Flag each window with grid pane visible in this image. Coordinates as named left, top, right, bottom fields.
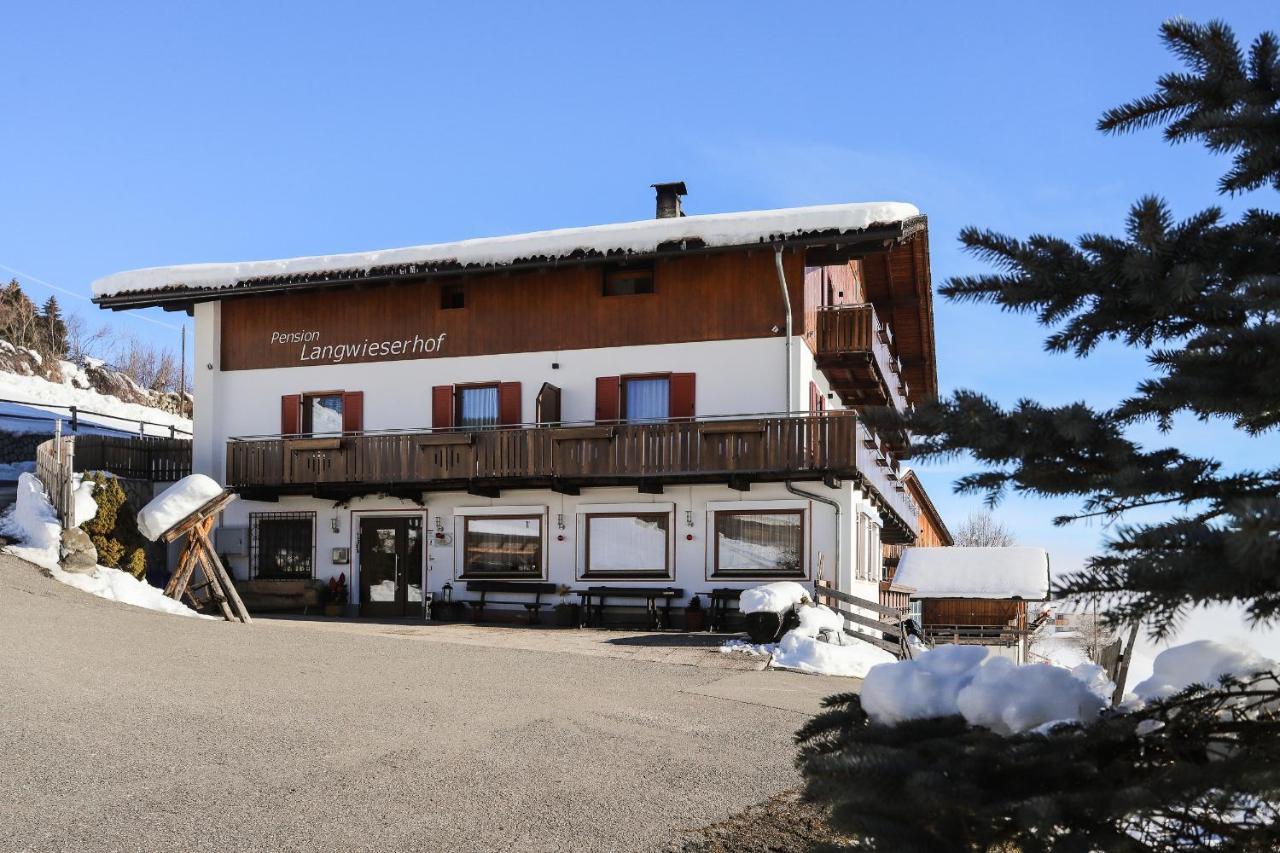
left=250, top=513, right=314, bottom=579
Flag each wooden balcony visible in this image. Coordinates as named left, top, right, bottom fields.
left=226, top=413, right=920, bottom=542
left=815, top=304, right=912, bottom=424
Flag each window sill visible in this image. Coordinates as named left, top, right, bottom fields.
left=580, top=572, right=672, bottom=581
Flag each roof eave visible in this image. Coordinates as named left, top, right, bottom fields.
left=93, top=219, right=923, bottom=312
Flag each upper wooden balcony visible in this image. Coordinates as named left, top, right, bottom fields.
left=226, top=412, right=920, bottom=542
left=815, top=304, right=912, bottom=424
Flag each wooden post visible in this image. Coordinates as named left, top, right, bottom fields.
left=1111, top=622, right=1141, bottom=707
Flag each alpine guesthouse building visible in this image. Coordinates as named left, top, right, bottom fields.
left=93, top=184, right=938, bottom=624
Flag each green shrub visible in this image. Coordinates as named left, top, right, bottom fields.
left=82, top=473, right=148, bottom=579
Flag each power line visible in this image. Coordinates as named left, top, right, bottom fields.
left=0, top=261, right=184, bottom=331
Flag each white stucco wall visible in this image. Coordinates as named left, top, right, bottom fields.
left=193, top=303, right=886, bottom=613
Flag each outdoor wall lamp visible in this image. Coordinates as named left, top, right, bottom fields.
left=330, top=515, right=340, bottom=533
left=556, top=513, right=565, bottom=530
left=685, top=510, right=694, bottom=527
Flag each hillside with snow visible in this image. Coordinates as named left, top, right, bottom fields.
left=0, top=341, right=190, bottom=439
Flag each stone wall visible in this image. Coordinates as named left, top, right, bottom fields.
left=0, top=431, right=50, bottom=464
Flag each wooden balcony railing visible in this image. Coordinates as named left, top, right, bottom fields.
left=226, top=413, right=920, bottom=541
left=815, top=303, right=911, bottom=415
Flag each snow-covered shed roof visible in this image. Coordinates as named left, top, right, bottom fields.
left=892, top=546, right=1051, bottom=600
left=91, top=201, right=923, bottom=304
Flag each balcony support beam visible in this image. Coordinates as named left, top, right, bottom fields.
left=637, top=480, right=664, bottom=495
left=728, top=475, right=752, bottom=493
left=550, top=480, right=580, bottom=496
left=467, top=483, right=501, bottom=499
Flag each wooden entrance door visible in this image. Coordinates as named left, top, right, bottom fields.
left=358, top=516, right=424, bottom=617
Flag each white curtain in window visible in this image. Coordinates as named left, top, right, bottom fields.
left=459, top=386, right=499, bottom=427
left=587, top=515, right=668, bottom=574
left=625, top=378, right=669, bottom=422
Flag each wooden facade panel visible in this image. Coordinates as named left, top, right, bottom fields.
left=923, top=598, right=1020, bottom=627
left=220, top=250, right=807, bottom=371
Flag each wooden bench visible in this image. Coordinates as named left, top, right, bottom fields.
left=708, top=588, right=744, bottom=633
left=465, top=580, right=558, bottom=624
left=579, top=586, right=684, bottom=630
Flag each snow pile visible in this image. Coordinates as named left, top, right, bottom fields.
left=73, top=478, right=98, bottom=525
left=4, top=473, right=63, bottom=564
left=0, top=474, right=205, bottom=618
left=1133, top=640, right=1275, bottom=701
left=892, top=546, right=1050, bottom=599
left=136, top=474, right=226, bottom=541
left=719, top=639, right=774, bottom=656
left=93, top=202, right=921, bottom=297
left=772, top=629, right=896, bottom=678
left=861, top=645, right=1110, bottom=733
left=795, top=603, right=845, bottom=637
left=739, top=581, right=810, bottom=615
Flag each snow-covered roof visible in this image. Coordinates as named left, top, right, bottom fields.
left=92, top=201, right=921, bottom=299
left=892, top=546, right=1051, bottom=600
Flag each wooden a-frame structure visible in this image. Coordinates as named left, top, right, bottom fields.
left=160, top=490, right=251, bottom=624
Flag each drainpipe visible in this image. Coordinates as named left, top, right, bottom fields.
left=773, top=246, right=793, bottom=414
left=786, top=481, right=841, bottom=591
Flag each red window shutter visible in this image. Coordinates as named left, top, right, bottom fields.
left=431, top=385, right=454, bottom=429
left=595, top=376, right=620, bottom=423
left=281, top=394, right=301, bottom=435
left=341, top=391, right=363, bottom=433
left=670, top=373, right=696, bottom=419
left=809, top=382, right=819, bottom=414
left=498, top=382, right=522, bottom=425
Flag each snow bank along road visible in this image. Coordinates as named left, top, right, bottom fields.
left=0, top=555, right=812, bottom=853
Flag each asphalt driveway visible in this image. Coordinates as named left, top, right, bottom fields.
left=0, top=555, right=839, bottom=852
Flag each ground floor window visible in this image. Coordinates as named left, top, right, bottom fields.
left=250, top=512, right=315, bottom=579
left=460, top=515, right=543, bottom=578
left=712, top=509, right=804, bottom=578
left=583, top=512, right=670, bottom=578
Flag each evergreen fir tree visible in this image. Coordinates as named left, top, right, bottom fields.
left=799, top=19, right=1280, bottom=851
left=39, top=295, right=68, bottom=358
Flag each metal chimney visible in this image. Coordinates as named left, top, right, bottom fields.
left=651, top=181, right=688, bottom=218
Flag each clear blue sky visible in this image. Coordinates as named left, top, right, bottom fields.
left=2, top=2, right=1273, bottom=624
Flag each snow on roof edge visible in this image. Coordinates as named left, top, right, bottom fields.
left=93, top=201, right=921, bottom=298
left=893, top=546, right=1051, bottom=600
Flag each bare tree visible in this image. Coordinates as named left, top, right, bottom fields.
left=953, top=510, right=1015, bottom=547
left=108, top=334, right=180, bottom=392
left=64, top=314, right=112, bottom=365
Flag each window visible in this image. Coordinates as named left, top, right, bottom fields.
left=712, top=509, right=804, bottom=578
left=440, top=283, right=465, bottom=310
left=603, top=267, right=654, bottom=296
left=457, top=384, right=499, bottom=428
left=303, top=393, right=344, bottom=434
left=461, top=515, right=543, bottom=578
left=623, top=376, right=670, bottom=422
left=583, top=513, right=670, bottom=578
left=250, top=512, right=315, bottom=579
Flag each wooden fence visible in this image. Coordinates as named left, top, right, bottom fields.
left=72, top=435, right=192, bottom=482
left=816, top=582, right=914, bottom=659
left=35, top=435, right=76, bottom=529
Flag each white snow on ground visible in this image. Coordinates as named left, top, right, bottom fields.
left=0, top=360, right=191, bottom=437
left=860, top=645, right=1110, bottom=733
left=1132, top=640, right=1275, bottom=701
left=892, top=546, right=1051, bottom=599
left=772, top=630, right=896, bottom=679
left=739, top=581, right=810, bottom=615
left=1, top=473, right=205, bottom=618
left=0, top=460, right=35, bottom=479
left=725, top=592, right=895, bottom=678
left=72, top=478, right=98, bottom=526
left=93, top=202, right=920, bottom=296
left=136, top=474, right=226, bottom=541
